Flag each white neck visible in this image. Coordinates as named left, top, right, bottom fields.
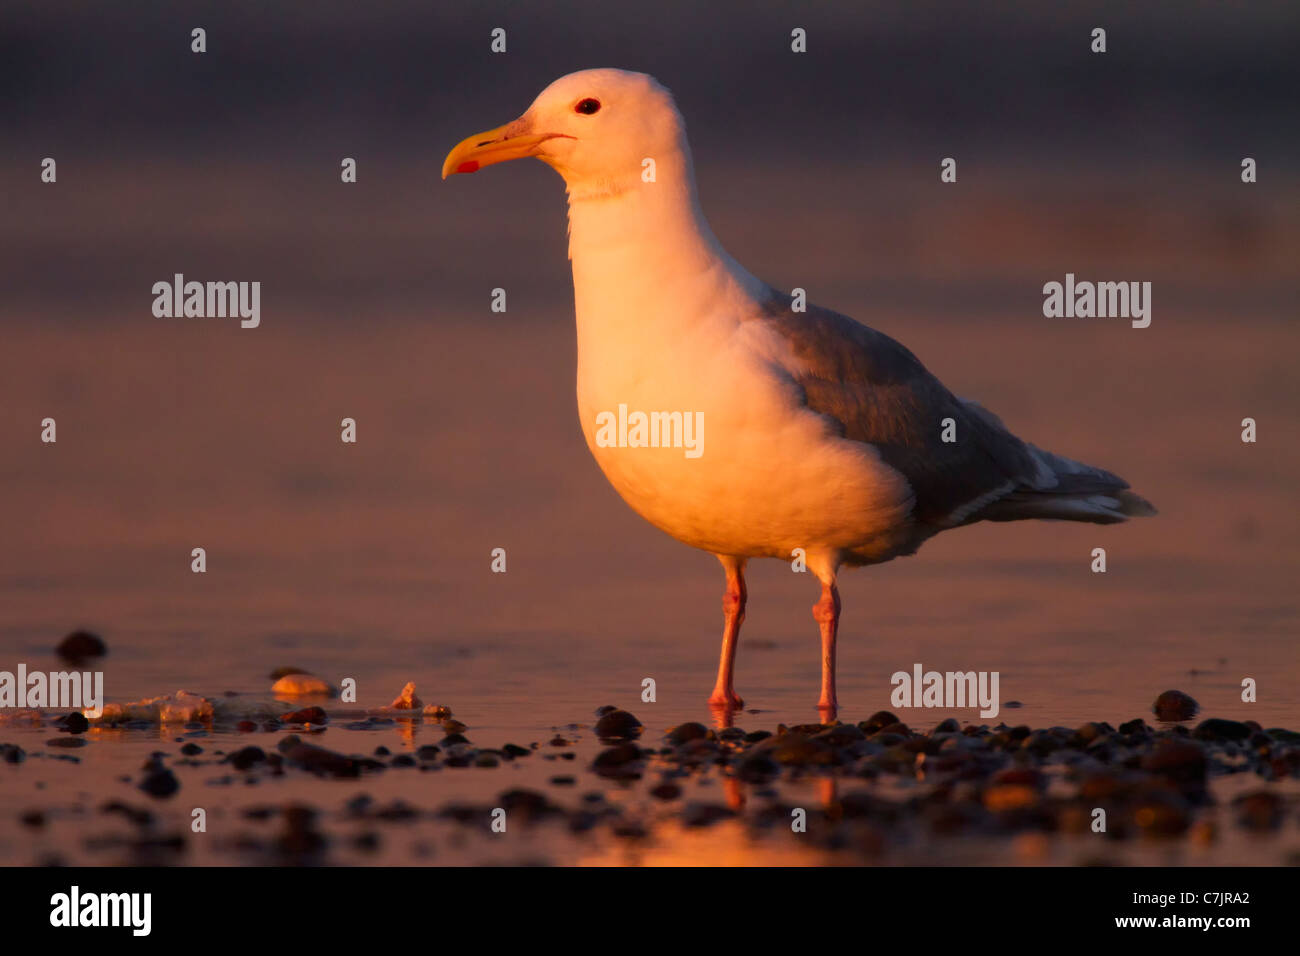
left=564, top=151, right=763, bottom=346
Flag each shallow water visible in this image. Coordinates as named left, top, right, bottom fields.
left=1, top=304, right=1297, bottom=865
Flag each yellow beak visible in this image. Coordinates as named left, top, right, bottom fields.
left=441, top=123, right=563, bottom=179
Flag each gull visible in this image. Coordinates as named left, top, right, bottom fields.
left=443, top=69, right=1155, bottom=718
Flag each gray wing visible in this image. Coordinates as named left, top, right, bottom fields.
left=754, top=291, right=1128, bottom=527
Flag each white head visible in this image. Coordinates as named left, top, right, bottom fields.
left=442, top=69, right=691, bottom=201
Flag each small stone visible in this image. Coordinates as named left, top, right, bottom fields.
left=270, top=673, right=335, bottom=697
left=1191, top=718, right=1252, bottom=742
left=280, top=706, right=328, bottom=724
left=593, top=743, right=643, bottom=776
left=57, top=630, right=107, bottom=665
left=268, top=666, right=309, bottom=680
left=228, top=746, right=267, bottom=770
left=139, top=769, right=179, bottom=799
left=46, top=737, right=87, bottom=749
left=1141, top=739, right=1207, bottom=791
left=1153, top=690, right=1198, bottom=721
left=650, top=782, right=682, bottom=800
left=1234, top=790, right=1283, bottom=830
left=502, top=743, right=531, bottom=758
left=56, top=712, right=90, bottom=734
left=1, top=744, right=26, bottom=764
left=389, top=682, right=423, bottom=709
left=595, top=709, right=643, bottom=740
left=180, top=743, right=203, bottom=756
left=666, top=722, right=709, bottom=746
left=858, top=711, right=900, bottom=734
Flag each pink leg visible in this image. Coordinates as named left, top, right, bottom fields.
left=708, top=557, right=747, bottom=709
left=813, top=580, right=841, bottom=717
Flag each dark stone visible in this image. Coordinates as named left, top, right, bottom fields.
left=416, top=745, right=440, bottom=761
left=595, top=709, right=643, bottom=740
left=1141, top=739, right=1207, bottom=790
left=681, top=802, right=735, bottom=827
left=1, top=744, right=24, bottom=764
left=57, top=630, right=106, bottom=664
left=859, top=711, right=900, bottom=734
left=1191, top=718, right=1252, bottom=742
left=1118, top=718, right=1149, bottom=735
left=46, top=737, right=87, bottom=749
left=1153, top=690, right=1199, bottom=721
left=180, top=743, right=203, bottom=756
left=228, top=746, right=267, bottom=770
left=502, top=743, right=531, bottom=757
left=666, top=722, right=710, bottom=746
left=56, top=712, right=90, bottom=734
left=280, top=706, right=328, bottom=724
left=1234, top=790, right=1283, bottom=830
left=100, top=801, right=153, bottom=826
left=737, top=753, right=780, bottom=782
left=139, top=769, right=179, bottom=799
left=650, top=781, right=682, bottom=800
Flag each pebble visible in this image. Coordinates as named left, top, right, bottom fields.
left=56, top=630, right=107, bottom=665
left=0, top=744, right=25, bottom=764
left=389, top=682, right=423, bottom=709
left=1192, top=718, right=1252, bottom=742
left=1153, top=689, right=1199, bottom=721
left=270, top=673, right=335, bottom=697
left=280, top=706, right=328, bottom=725
left=139, top=768, right=179, bottom=799
left=228, top=746, right=267, bottom=770
left=55, top=712, right=90, bottom=734
left=594, top=709, right=643, bottom=740
left=180, top=743, right=203, bottom=756
left=666, top=722, right=710, bottom=746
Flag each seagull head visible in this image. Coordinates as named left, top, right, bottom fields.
left=442, top=69, right=688, bottom=198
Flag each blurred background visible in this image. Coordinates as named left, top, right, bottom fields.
left=1, top=1, right=1297, bottom=731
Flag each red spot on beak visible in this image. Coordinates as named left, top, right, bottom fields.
left=456, top=160, right=480, bottom=174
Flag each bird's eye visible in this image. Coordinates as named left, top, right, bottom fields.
left=574, top=98, right=601, bottom=115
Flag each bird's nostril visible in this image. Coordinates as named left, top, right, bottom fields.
left=476, top=140, right=495, bottom=147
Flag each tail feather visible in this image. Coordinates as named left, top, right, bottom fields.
left=981, top=445, right=1157, bottom=525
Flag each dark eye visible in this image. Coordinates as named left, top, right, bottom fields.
left=574, top=98, right=601, bottom=115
